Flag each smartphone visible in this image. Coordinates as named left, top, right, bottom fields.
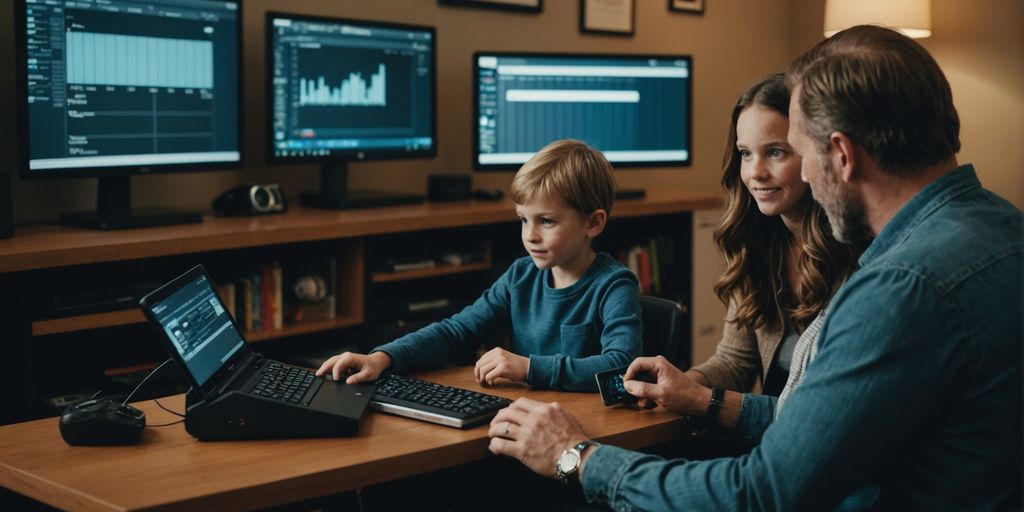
left=595, top=367, right=638, bottom=406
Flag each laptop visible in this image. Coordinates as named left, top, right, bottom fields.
left=139, top=264, right=375, bottom=440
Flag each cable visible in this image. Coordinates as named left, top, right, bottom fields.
left=153, top=398, right=185, bottom=418
left=121, top=358, right=174, bottom=407
left=148, top=419, right=185, bottom=427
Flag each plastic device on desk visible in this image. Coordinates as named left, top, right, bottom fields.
left=371, top=374, right=513, bottom=428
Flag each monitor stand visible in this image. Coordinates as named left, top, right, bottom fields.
left=59, top=176, right=202, bottom=231
left=301, top=162, right=424, bottom=210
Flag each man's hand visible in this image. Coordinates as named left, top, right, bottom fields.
left=474, top=347, right=529, bottom=386
left=487, top=398, right=589, bottom=479
left=315, top=351, right=392, bottom=384
left=623, top=356, right=711, bottom=416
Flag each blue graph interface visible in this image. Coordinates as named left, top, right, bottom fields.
left=269, top=16, right=435, bottom=159
left=22, top=0, right=241, bottom=172
left=148, top=274, right=244, bottom=388
left=475, top=54, right=691, bottom=168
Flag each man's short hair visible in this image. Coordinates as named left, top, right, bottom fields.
left=510, top=139, right=616, bottom=215
left=787, top=25, right=961, bottom=176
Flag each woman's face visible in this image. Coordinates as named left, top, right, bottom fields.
left=736, top=105, right=807, bottom=222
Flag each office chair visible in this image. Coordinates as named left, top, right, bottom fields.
left=639, top=295, right=688, bottom=368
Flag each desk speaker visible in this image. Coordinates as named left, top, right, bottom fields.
left=0, top=168, right=11, bottom=240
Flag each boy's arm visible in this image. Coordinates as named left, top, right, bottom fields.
left=374, top=270, right=512, bottom=374
left=528, top=276, right=641, bottom=391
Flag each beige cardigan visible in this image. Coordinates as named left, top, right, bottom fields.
left=689, top=300, right=785, bottom=392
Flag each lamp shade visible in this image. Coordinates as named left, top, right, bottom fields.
left=824, top=0, right=931, bottom=38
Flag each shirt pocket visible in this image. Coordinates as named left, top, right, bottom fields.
left=559, top=321, right=599, bottom=357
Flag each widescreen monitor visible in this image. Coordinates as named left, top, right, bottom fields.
left=267, top=12, right=436, bottom=209
left=14, top=0, right=242, bottom=229
left=474, top=53, right=692, bottom=173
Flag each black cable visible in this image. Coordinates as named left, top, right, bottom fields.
left=148, top=419, right=185, bottom=427
left=121, top=358, right=174, bottom=407
left=153, top=398, right=185, bottom=418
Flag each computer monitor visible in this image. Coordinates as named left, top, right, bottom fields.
left=14, top=0, right=243, bottom=230
left=473, top=53, right=692, bottom=181
left=267, top=12, right=437, bottom=210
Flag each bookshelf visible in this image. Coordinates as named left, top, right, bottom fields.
left=0, top=190, right=721, bottom=423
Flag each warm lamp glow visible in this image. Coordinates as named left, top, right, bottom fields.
left=824, top=0, right=932, bottom=39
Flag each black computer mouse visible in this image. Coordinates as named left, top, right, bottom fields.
left=59, top=398, right=146, bottom=446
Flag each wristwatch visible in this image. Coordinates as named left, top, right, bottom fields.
left=555, top=441, right=597, bottom=487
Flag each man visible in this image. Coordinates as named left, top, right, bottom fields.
left=487, top=25, right=1022, bottom=510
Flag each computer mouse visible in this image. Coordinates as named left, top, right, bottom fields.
left=59, top=398, right=146, bottom=446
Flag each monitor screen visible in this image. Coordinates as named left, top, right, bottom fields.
left=267, top=13, right=436, bottom=163
left=146, top=271, right=247, bottom=389
left=15, top=0, right=242, bottom=176
left=474, top=53, right=692, bottom=170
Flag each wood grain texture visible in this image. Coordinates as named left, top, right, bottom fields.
left=0, top=367, right=691, bottom=511
left=0, top=190, right=721, bottom=274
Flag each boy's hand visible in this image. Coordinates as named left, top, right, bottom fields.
left=315, top=351, right=392, bottom=384
left=623, top=356, right=710, bottom=416
left=474, top=347, right=529, bottom=386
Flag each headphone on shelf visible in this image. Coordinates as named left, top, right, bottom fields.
left=212, top=183, right=287, bottom=216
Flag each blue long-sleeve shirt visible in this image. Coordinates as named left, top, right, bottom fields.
left=374, top=253, right=642, bottom=391
left=583, top=165, right=1023, bottom=510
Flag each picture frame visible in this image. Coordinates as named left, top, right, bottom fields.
left=439, top=0, right=542, bottom=13
left=580, top=0, right=635, bottom=36
left=669, top=0, right=704, bottom=14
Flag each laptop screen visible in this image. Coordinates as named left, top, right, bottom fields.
left=146, top=272, right=246, bottom=387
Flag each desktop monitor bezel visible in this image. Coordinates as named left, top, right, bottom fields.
left=472, top=51, right=693, bottom=171
left=264, top=11, right=439, bottom=167
left=13, top=0, right=245, bottom=181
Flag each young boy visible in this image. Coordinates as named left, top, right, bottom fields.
left=316, top=140, right=641, bottom=391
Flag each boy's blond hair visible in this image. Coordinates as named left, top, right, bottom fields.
left=509, top=140, right=616, bottom=216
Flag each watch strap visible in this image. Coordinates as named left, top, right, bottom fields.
left=706, top=386, right=725, bottom=422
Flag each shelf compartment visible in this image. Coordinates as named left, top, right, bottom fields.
left=372, top=242, right=492, bottom=283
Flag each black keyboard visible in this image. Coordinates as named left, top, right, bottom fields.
left=371, top=374, right=513, bottom=428
left=250, top=362, right=317, bottom=406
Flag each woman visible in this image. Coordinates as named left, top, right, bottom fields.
left=687, top=73, right=860, bottom=400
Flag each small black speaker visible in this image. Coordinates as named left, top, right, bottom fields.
left=0, top=168, right=12, bottom=240
left=428, top=174, right=472, bottom=202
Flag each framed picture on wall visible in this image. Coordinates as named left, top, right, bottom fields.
left=439, top=0, right=542, bottom=13
left=580, top=0, right=635, bottom=36
left=669, top=0, right=704, bottom=14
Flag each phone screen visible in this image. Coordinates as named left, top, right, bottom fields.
left=595, top=367, right=638, bottom=406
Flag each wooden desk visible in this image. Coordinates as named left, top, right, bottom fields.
left=0, top=367, right=690, bottom=511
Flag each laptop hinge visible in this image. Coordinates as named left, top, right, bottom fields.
left=211, top=352, right=263, bottom=399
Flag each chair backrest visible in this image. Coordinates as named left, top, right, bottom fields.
left=639, top=295, right=687, bottom=368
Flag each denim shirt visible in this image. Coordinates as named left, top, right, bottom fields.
left=375, top=253, right=642, bottom=391
left=583, top=165, right=1023, bottom=511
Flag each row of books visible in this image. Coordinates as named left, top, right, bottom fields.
left=212, top=257, right=337, bottom=333
left=610, top=237, right=674, bottom=296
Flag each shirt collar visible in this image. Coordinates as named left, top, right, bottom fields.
left=860, top=164, right=981, bottom=266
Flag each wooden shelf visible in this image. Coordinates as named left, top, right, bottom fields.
left=0, top=189, right=722, bottom=274
left=372, top=261, right=491, bottom=283
left=31, top=309, right=145, bottom=337
left=31, top=310, right=362, bottom=342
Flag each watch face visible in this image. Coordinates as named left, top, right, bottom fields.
left=557, top=450, right=580, bottom=473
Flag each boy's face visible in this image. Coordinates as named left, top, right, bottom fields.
left=515, top=193, right=602, bottom=272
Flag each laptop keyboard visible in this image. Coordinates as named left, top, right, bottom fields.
left=251, top=362, right=316, bottom=405
left=372, top=374, right=512, bottom=426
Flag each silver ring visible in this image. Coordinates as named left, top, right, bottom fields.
left=504, top=423, right=511, bottom=436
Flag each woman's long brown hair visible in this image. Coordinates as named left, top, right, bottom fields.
left=713, top=73, right=860, bottom=333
